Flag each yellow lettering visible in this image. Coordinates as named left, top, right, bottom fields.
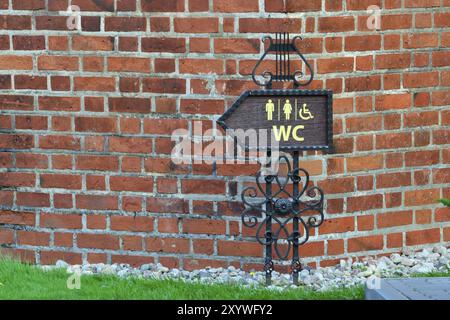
left=272, top=125, right=291, bottom=142
left=292, top=125, right=305, bottom=142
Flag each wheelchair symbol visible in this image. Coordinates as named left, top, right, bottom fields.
left=299, top=103, right=314, bottom=121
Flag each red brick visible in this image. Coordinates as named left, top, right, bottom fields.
left=144, top=118, right=188, bottom=134
left=406, top=228, right=440, bottom=246
left=109, top=137, right=152, bottom=153
left=215, top=38, right=260, bottom=54
left=404, top=71, right=439, bottom=88
left=345, top=35, right=381, bottom=51
left=348, top=235, right=383, bottom=252
left=319, top=217, right=354, bottom=234
left=182, top=179, right=226, bottom=195
left=40, top=136, right=80, bottom=151
left=376, top=53, right=411, bottom=69
left=13, top=36, right=45, bottom=50
left=405, top=189, right=440, bottom=206
left=346, top=75, right=381, bottom=92
left=435, top=12, right=450, bottom=27
left=387, top=233, right=403, bottom=248
left=74, top=77, right=115, bottom=92
left=346, top=115, right=381, bottom=133
left=0, top=210, right=35, bottom=225
left=347, top=194, right=383, bottom=212
left=0, top=56, right=33, bottom=70
left=0, top=15, right=31, bottom=30
left=327, top=239, right=344, bottom=255
left=17, top=192, right=49, bottom=207
left=405, top=111, right=438, bottom=128
left=435, top=207, right=450, bottom=222
left=317, top=57, right=353, bottom=74
left=405, top=0, right=440, bottom=8
left=378, top=211, right=413, bottom=228
left=108, top=57, right=150, bottom=73
left=376, top=132, right=411, bottom=149
left=111, top=216, right=154, bottom=232
left=405, top=150, right=439, bottom=167
left=375, top=93, right=411, bottom=111
left=158, top=218, right=179, bottom=233
left=41, top=213, right=82, bottom=229
left=214, top=0, right=258, bottom=12
left=109, top=97, right=151, bottom=113
left=15, top=154, right=47, bottom=169
left=78, top=233, right=119, bottom=250
left=18, top=231, right=49, bottom=246
left=40, top=174, right=82, bottom=190
left=76, top=195, right=118, bottom=210
left=110, top=176, right=153, bottom=192
left=142, top=78, right=185, bottom=94
left=141, top=0, right=184, bottom=11
left=318, top=177, right=354, bottom=194
left=180, top=59, right=224, bottom=75
left=404, top=33, right=438, bottom=49
left=319, top=16, right=355, bottom=32
left=0, top=229, right=14, bottom=244
left=347, top=155, right=383, bottom=172
left=174, top=18, right=218, bottom=33
left=193, top=239, right=214, bottom=255
left=146, top=237, right=189, bottom=253
left=218, top=241, right=262, bottom=257
left=72, top=36, right=114, bottom=51
left=376, top=172, right=411, bottom=188
left=76, top=155, right=118, bottom=171
left=142, top=37, right=185, bottom=53
left=147, top=198, right=188, bottom=214
left=75, top=117, right=117, bottom=133
left=105, top=17, right=146, bottom=32
left=183, top=219, right=226, bottom=235
left=265, top=0, right=321, bottom=12
left=239, top=18, right=301, bottom=33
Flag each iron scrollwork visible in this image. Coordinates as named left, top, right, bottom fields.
left=241, top=155, right=325, bottom=260
left=251, top=32, right=314, bottom=88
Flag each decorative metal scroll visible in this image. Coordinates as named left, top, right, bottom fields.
left=251, top=32, right=314, bottom=88
left=241, top=155, right=325, bottom=285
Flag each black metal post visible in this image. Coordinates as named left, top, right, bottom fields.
left=292, top=151, right=300, bottom=285
left=265, top=149, right=273, bottom=286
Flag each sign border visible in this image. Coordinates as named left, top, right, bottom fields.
left=217, top=89, right=333, bottom=152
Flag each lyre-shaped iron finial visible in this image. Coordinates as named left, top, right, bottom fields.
left=251, top=32, right=314, bottom=88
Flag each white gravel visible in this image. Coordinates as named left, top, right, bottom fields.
left=44, top=245, right=450, bottom=292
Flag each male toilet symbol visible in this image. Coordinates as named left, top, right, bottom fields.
left=265, top=99, right=275, bottom=121
left=283, top=99, right=292, bottom=120
left=299, top=103, right=314, bottom=120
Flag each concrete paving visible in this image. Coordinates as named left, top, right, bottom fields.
left=365, top=277, right=450, bottom=300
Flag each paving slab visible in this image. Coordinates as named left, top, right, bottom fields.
left=365, top=277, right=450, bottom=300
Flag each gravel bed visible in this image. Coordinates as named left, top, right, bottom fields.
left=43, top=245, right=450, bottom=291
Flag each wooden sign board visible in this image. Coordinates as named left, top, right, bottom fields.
left=217, top=90, right=333, bottom=151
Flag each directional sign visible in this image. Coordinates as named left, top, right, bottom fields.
left=217, top=90, right=333, bottom=151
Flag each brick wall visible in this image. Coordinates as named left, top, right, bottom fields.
left=0, top=0, right=449, bottom=270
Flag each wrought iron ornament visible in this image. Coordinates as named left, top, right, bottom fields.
left=241, top=33, right=328, bottom=285
left=241, top=155, right=325, bottom=285
left=252, top=32, right=314, bottom=88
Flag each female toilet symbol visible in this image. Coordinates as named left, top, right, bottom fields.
left=299, top=103, right=314, bottom=120
left=283, top=99, right=292, bottom=120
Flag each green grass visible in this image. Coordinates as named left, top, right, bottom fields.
left=411, top=270, right=450, bottom=278
left=0, top=259, right=364, bottom=300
